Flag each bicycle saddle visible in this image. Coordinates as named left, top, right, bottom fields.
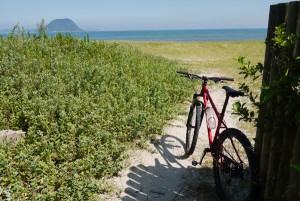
left=222, top=86, right=244, bottom=97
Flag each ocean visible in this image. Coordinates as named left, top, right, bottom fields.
left=0, top=28, right=267, bottom=42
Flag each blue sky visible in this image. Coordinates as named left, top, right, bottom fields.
left=0, top=0, right=293, bottom=31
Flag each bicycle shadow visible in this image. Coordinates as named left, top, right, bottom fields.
left=121, top=133, right=219, bottom=201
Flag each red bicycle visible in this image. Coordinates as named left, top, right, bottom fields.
left=177, top=71, right=256, bottom=201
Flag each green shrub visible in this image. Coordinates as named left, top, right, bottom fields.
left=0, top=30, right=192, bottom=199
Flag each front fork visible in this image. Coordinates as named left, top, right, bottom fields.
left=191, top=93, right=208, bottom=166
left=187, top=93, right=203, bottom=127
left=193, top=93, right=202, bottom=105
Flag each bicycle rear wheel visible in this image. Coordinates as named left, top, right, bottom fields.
left=185, top=102, right=203, bottom=156
left=213, top=128, right=256, bottom=201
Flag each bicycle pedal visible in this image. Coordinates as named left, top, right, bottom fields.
left=192, top=160, right=199, bottom=166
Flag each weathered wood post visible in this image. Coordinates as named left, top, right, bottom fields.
left=255, top=1, right=300, bottom=201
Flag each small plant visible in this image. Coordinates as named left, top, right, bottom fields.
left=0, top=187, right=12, bottom=201
left=233, top=23, right=299, bottom=125
left=36, top=18, right=47, bottom=38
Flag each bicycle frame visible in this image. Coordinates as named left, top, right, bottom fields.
left=200, top=81, right=228, bottom=148
left=177, top=71, right=245, bottom=164
left=197, top=80, right=242, bottom=167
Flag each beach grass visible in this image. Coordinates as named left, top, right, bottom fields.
left=122, top=40, right=265, bottom=84
left=122, top=40, right=266, bottom=135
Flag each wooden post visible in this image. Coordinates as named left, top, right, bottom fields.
left=258, top=4, right=287, bottom=200
left=274, top=2, right=300, bottom=200
left=256, top=1, right=300, bottom=200
left=263, top=97, right=285, bottom=201
left=285, top=127, right=300, bottom=201
left=254, top=3, right=277, bottom=165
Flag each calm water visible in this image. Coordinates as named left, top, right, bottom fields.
left=0, top=29, right=267, bottom=42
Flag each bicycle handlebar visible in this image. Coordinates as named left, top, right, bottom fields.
left=176, top=71, right=234, bottom=82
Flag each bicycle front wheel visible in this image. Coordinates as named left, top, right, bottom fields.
left=185, top=102, right=203, bottom=156
left=213, top=128, right=256, bottom=201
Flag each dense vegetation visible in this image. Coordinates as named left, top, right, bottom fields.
left=0, top=29, right=192, bottom=200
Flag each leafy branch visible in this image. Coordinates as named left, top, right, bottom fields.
left=232, top=56, right=263, bottom=123
left=233, top=23, right=299, bottom=125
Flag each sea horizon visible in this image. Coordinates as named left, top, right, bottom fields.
left=0, top=28, right=267, bottom=42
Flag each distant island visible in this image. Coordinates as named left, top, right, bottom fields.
left=46, top=18, right=82, bottom=32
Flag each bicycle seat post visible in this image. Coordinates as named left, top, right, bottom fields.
left=220, top=86, right=244, bottom=118
left=221, top=95, right=230, bottom=118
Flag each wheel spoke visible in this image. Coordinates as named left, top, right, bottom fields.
left=214, top=128, right=255, bottom=201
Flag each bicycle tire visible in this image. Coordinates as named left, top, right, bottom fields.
left=185, top=102, right=203, bottom=156
left=213, top=128, right=256, bottom=201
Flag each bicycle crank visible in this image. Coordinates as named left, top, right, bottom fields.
left=192, top=148, right=211, bottom=166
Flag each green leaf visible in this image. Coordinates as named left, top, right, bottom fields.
left=292, top=164, right=300, bottom=172
left=261, top=87, right=281, bottom=103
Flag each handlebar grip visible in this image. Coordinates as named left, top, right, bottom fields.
left=220, top=77, right=234, bottom=81
left=176, top=70, right=189, bottom=75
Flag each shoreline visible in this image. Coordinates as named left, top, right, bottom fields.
left=114, top=39, right=265, bottom=43
left=0, top=28, right=267, bottom=42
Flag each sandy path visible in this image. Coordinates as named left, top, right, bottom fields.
left=102, top=87, right=242, bottom=201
